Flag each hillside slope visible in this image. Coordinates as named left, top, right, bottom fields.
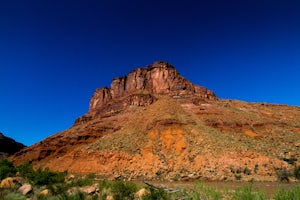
left=0, top=132, right=25, bottom=159
left=11, top=61, right=300, bottom=181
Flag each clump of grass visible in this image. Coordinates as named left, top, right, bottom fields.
left=233, top=183, right=266, bottom=200
left=273, top=185, right=300, bottom=200
left=189, top=182, right=222, bottom=200
left=3, top=192, right=26, bottom=200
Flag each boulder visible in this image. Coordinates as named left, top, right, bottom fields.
left=40, top=189, right=50, bottom=196
left=106, top=195, right=114, bottom=200
left=0, top=177, right=15, bottom=188
left=18, top=183, right=33, bottom=195
left=135, top=188, right=149, bottom=199
left=80, top=185, right=97, bottom=194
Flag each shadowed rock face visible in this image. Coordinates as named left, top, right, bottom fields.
left=76, top=61, right=216, bottom=124
left=0, top=132, right=25, bottom=158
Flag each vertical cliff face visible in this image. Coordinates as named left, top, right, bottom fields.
left=88, top=61, right=216, bottom=115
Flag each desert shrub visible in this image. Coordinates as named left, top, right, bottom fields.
left=0, top=159, right=16, bottom=180
left=32, top=168, right=66, bottom=186
left=98, top=179, right=114, bottom=191
left=273, top=185, right=300, bottom=200
left=276, top=168, right=291, bottom=182
left=142, top=187, right=168, bottom=200
left=111, top=180, right=137, bottom=200
left=16, top=162, right=66, bottom=186
left=254, top=164, right=259, bottom=174
left=293, top=165, right=300, bottom=179
left=244, top=167, right=251, bottom=175
left=172, top=173, right=181, bottom=181
left=86, top=173, right=96, bottom=180
left=47, top=182, right=69, bottom=196
left=69, top=176, right=93, bottom=187
left=16, top=161, right=35, bottom=180
left=233, top=183, right=266, bottom=200
left=283, top=157, right=297, bottom=165
left=235, top=174, right=242, bottom=181
left=67, top=191, right=86, bottom=200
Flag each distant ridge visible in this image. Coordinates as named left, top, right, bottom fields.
left=0, top=132, right=25, bottom=159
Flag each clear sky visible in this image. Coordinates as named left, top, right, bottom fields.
left=1, top=0, right=299, bottom=146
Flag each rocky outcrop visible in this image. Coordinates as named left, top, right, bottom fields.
left=0, top=132, right=25, bottom=156
left=76, top=61, right=216, bottom=125
left=89, top=61, right=216, bottom=113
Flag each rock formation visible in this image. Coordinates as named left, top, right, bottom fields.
left=75, top=61, right=216, bottom=124
left=11, top=61, right=300, bottom=182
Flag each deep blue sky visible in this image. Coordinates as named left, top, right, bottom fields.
left=1, top=0, right=299, bottom=146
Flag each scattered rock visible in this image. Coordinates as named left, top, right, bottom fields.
left=18, top=183, right=33, bottom=195
left=135, top=188, right=149, bottom=199
left=106, top=195, right=114, bottom=200
left=80, top=185, right=97, bottom=194
left=0, top=177, right=16, bottom=188
left=40, top=189, right=50, bottom=196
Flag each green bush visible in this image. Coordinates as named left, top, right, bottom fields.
left=243, top=167, right=251, bottom=175
left=142, top=187, right=168, bottom=200
left=16, top=161, right=35, bottom=180
left=293, top=165, right=300, bottom=180
left=69, top=176, right=93, bottom=187
left=274, top=185, right=300, bottom=200
left=16, top=162, right=66, bottom=186
left=283, top=157, right=297, bottom=165
left=98, top=180, right=114, bottom=191
left=0, top=159, right=16, bottom=180
left=276, top=168, right=291, bottom=182
left=32, top=168, right=66, bottom=186
left=111, top=181, right=137, bottom=200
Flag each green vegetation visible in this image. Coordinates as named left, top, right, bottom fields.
left=294, top=165, right=300, bottom=180
left=143, top=187, right=168, bottom=200
left=15, top=161, right=66, bottom=186
left=274, top=185, right=300, bottom=200
left=189, top=182, right=222, bottom=200
left=110, top=181, right=137, bottom=200
left=1, top=160, right=300, bottom=199
left=276, top=168, right=291, bottom=182
left=0, top=159, right=16, bottom=180
left=233, top=182, right=266, bottom=200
